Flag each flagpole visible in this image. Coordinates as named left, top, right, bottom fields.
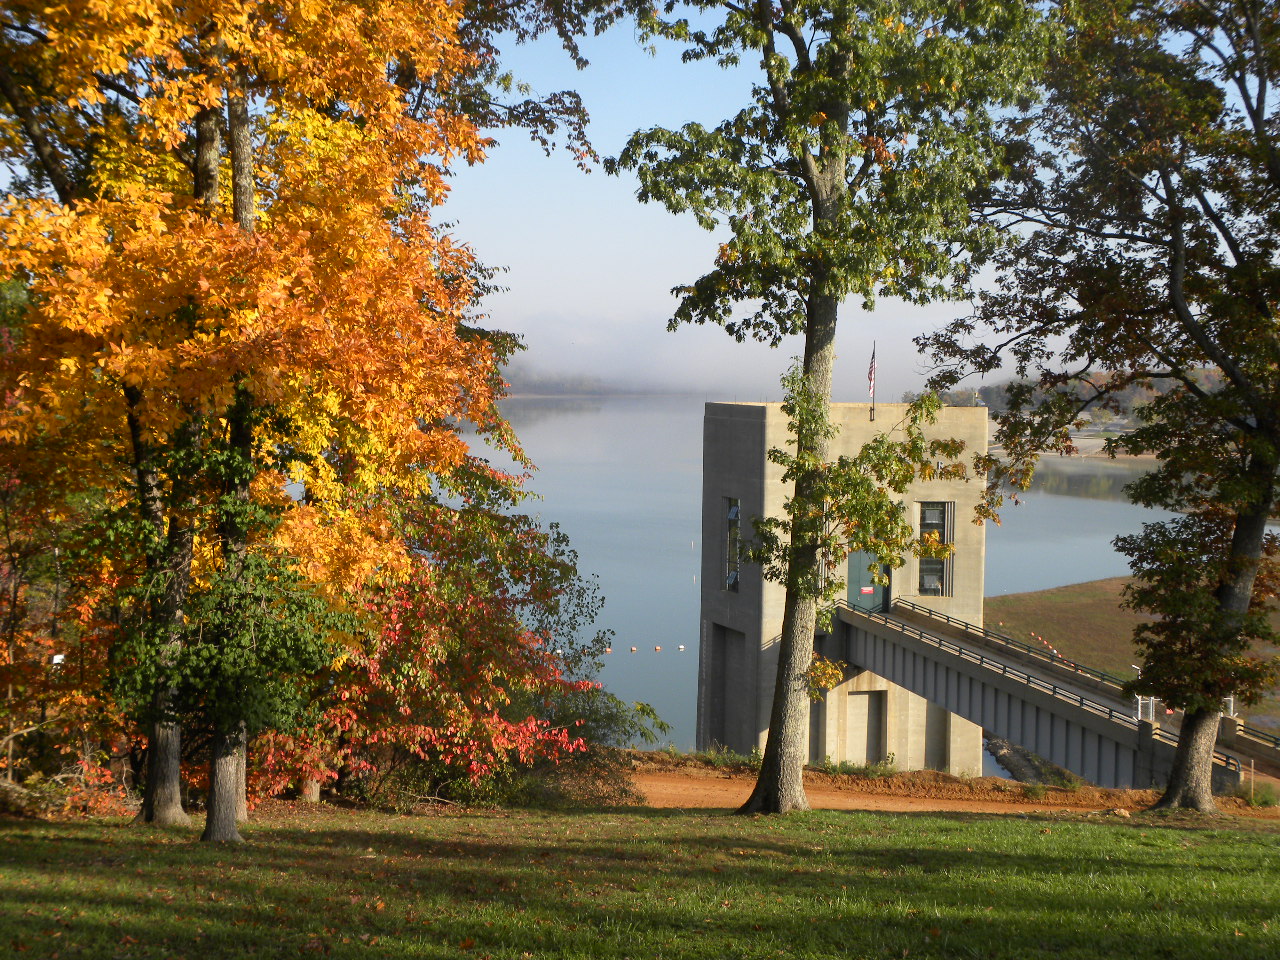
left=868, top=341, right=877, bottom=422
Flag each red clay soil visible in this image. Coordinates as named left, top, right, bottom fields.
left=628, top=753, right=1280, bottom=820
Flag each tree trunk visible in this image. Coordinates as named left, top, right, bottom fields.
left=227, top=84, right=256, bottom=235
left=1153, top=708, right=1221, bottom=812
left=126, top=389, right=195, bottom=828
left=739, top=280, right=840, bottom=814
left=0, top=68, right=76, bottom=204
left=234, top=742, right=248, bottom=822
left=300, top=777, right=321, bottom=803
left=738, top=588, right=818, bottom=813
left=1155, top=451, right=1276, bottom=809
left=140, top=715, right=189, bottom=826
left=133, top=104, right=221, bottom=829
left=194, top=104, right=221, bottom=208
left=201, top=722, right=245, bottom=842
left=200, top=82, right=257, bottom=842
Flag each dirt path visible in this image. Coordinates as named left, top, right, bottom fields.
left=631, top=761, right=1280, bottom=819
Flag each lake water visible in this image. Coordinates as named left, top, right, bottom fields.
left=500, top=395, right=1175, bottom=749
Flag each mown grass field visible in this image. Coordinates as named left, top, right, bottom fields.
left=2, top=802, right=1278, bottom=960
left=985, top=577, right=1280, bottom=728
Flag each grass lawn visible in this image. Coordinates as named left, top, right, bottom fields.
left=985, top=578, right=1280, bottom=728
left=985, top=578, right=1147, bottom=678
left=2, top=802, right=1278, bottom=959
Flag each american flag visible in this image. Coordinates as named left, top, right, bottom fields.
left=868, top=343, right=877, bottom=403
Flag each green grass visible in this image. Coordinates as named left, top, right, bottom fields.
left=817, top=754, right=898, bottom=779
left=673, top=743, right=763, bottom=770
left=2, top=803, right=1279, bottom=959
left=985, top=577, right=1280, bottom=728
left=985, top=578, right=1147, bottom=678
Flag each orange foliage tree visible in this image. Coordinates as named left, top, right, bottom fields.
left=0, top=1, right=561, bottom=839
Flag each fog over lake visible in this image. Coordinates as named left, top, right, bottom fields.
left=498, top=396, right=1175, bottom=749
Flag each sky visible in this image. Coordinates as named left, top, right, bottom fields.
left=440, top=25, right=979, bottom=403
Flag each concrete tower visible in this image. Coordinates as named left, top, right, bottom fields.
left=698, top=402, right=990, bottom=775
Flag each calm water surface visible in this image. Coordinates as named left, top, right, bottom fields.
left=500, top=396, right=1174, bottom=749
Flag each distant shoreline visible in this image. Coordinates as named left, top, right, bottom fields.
left=989, top=434, right=1159, bottom=461
left=502, top=391, right=704, bottom=401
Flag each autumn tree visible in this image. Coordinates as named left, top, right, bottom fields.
left=259, top=475, right=607, bottom=805
left=609, top=0, right=1045, bottom=812
left=921, top=0, right=1280, bottom=811
left=0, top=1, right=508, bottom=840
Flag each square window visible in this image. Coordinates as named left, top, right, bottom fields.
left=918, top=558, right=946, bottom=596
left=920, top=501, right=950, bottom=540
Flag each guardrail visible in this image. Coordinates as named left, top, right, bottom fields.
left=891, top=598, right=1131, bottom=690
left=1241, top=723, right=1280, bottom=751
left=834, top=601, right=1242, bottom=776
left=893, top=598, right=1280, bottom=753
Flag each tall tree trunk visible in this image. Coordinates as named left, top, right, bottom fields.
left=193, top=103, right=221, bottom=208
left=201, top=722, right=245, bottom=842
left=202, top=81, right=256, bottom=841
left=739, top=280, right=840, bottom=814
left=135, top=104, right=221, bottom=828
left=1156, top=450, right=1276, bottom=810
left=226, top=86, right=256, bottom=235
left=126, top=390, right=192, bottom=827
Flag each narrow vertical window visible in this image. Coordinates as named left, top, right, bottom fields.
left=918, top=501, right=954, bottom=596
left=724, top=497, right=741, bottom=592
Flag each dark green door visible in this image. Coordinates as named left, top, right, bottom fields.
left=847, top=551, right=889, bottom=612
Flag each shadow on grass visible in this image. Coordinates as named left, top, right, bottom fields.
left=1, top=808, right=1277, bottom=959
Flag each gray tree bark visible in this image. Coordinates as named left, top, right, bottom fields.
left=140, top=718, right=189, bottom=826
left=739, top=280, right=840, bottom=814
left=201, top=722, right=245, bottom=842
left=137, top=103, right=222, bottom=828
left=1156, top=451, right=1276, bottom=811
left=201, top=79, right=256, bottom=843
left=1154, top=708, right=1221, bottom=812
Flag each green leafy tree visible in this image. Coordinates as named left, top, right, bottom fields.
left=751, top=364, right=962, bottom=612
left=921, top=0, right=1280, bottom=810
left=609, top=0, right=1045, bottom=812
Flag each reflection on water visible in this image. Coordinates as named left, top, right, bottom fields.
left=495, top=396, right=704, bottom=750
left=483, top=399, right=1182, bottom=749
left=498, top=395, right=605, bottom=430
left=983, top=455, right=1174, bottom=599
left=1026, top=456, right=1154, bottom=501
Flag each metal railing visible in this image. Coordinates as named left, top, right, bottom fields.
left=891, top=598, right=1131, bottom=690
left=890, top=598, right=1279, bottom=760
left=1240, top=722, right=1280, bottom=751
left=834, top=601, right=1242, bottom=775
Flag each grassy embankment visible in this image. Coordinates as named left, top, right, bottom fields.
left=985, top=577, right=1280, bottom=728
left=2, top=802, right=1279, bottom=960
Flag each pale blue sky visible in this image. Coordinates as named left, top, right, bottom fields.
left=441, top=27, right=971, bottom=401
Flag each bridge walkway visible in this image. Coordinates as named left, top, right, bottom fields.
left=885, top=600, right=1280, bottom=779
left=832, top=602, right=1251, bottom=790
